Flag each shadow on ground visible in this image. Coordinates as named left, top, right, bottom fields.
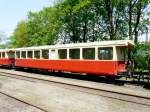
left=1, top=66, right=150, bottom=89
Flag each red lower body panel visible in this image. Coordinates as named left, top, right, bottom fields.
left=0, top=58, right=12, bottom=65
left=117, top=61, right=126, bottom=73
left=15, top=59, right=118, bottom=76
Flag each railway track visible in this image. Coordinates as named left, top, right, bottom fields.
left=0, top=91, right=49, bottom=112
left=0, top=71, right=150, bottom=107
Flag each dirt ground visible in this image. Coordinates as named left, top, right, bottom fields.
left=0, top=93, right=43, bottom=112
left=0, top=73, right=150, bottom=112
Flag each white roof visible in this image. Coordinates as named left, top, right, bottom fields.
left=0, top=40, right=134, bottom=51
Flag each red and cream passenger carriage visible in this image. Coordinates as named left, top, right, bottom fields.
left=0, top=40, right=134, bottom=77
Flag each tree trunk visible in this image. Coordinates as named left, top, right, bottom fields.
left=128, top=0, right=133, bottom=40
left=104, top=0, right=115, bottom=40
left=133, top=1, right=142, bottom=43
left=83, top=19, right=87, bottom=42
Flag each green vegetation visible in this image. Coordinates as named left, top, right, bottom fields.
left=0, top=0, right=150, bottom=71
left=27, top=7, right=60, bottom=46
left=10, top=21, right=28, bottom=48
left=7, top=0, right=150, bottom=48
left=133, top=43, right=150, bottom=71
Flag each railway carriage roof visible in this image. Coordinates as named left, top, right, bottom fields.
left=0, top=40, right=134, bottom=51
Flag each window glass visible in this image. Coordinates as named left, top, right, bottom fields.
left=27, top=51, right=33, bottom=58
left=8, top=51, right=15, bottom=58
left=69, top=49, right=80, bottom=59
left=0, top=52, right=1, bottom=58
left=83, top=48, right=95, bottom=60
left=117, top=47, right=125, bottom=61
left=34, top=50, right=40, bottom=59
left=21, top=51, right=26, bottom=58
left=42, top=50, right=49, bottom=59
left=98, top=47, right=113, bottom=60
left=2, top=52, right=5, bottom=58
left=58, top=49, right=67, bottom=59
left=16, top=51, right=20, bottom=58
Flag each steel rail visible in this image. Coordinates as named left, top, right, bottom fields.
left=0, top=91, right=49, bottom=112
left=0, top=71, right=150, bottom=107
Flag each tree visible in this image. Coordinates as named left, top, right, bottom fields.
left=133, top=43, right=150, bottom=70
left=56, top=0, right=81, bottom=43
left=9, top=0, right=150, bottom=47
left=128, top=0, right=150, bottom=43
left=10, top=20, right=28, bottom=48
left=27, top=6, right=61, bottom=46
left=57, top=0, right=128, bottom=43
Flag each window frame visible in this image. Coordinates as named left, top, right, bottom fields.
left=82, top=47, right=95, bottom=60
left=34, top=50, right=41, bottom=59
left=69, top=48, right=80, bottom=60
left=116, top=46, right=126, bottom=61
left=2, top=52, right=5, bottom=58
left=27, top=51, right=33, bottom=59
left=41, top=49, right=49, bottom=59
left=58, top=49, right=67, bottom=59
left=21, top=51, right=27, bottom=59
left=98, top=47, right=113, bottom=60
left=16, top=51, right=20, bottom=59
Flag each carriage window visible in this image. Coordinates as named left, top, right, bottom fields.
left=27, top=51, right=33, bottom=58
left=58, top=49, right=67, bottom=59
left=83, top=48, right=95, bottom=60
left=69, top=49, right=80, bottom=59
left=42, top=50, right=49, bottom=59
left=16, top=51, right=20, bottom=58
left=21, top=51, right=26, bottom=58
left=34, top=50, right=40, bottom=59
left=0, top=52, right=1, bottom=58
left=8, top=51, right=15, bottom=58
left=117, top=47, right=125, bottom=61
left=2, top=52, right=5, bottom=58
left=98, top=47, right=113, bottom=60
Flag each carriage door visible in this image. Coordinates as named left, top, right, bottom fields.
left=116, top=46, right=126, bottom=73
left=7, top=51, right=15, bottom=67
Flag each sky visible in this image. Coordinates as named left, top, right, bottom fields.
left=0, top=0, right=54, bottom=38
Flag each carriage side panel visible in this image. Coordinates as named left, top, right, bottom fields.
left=15, top=59, right=117, bottom=76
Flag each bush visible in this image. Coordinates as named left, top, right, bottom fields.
left=132, top=43, right=150, bottom=71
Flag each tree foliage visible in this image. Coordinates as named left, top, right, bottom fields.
left=10, top=0, right=150, bottom=47
left=56, top=0, right=150, bottom=43
left=10, top=7, right=61, bottom=47
left=10, top=20, right=28, bottom=48
left=27, top=7, right=61, bottom=46
left=133, top=43, right=150, bottom=70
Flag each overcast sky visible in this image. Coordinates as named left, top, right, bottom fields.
left=0, top=0, right=53, bottom=37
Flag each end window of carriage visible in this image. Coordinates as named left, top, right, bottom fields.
left=98, top=47, right=113, bottom=60
left=69, top=49, right=80, bottom=59
left=42, top=50, right=49, bottom=59
left=2, top=52, right=5, bottom=58
left=58, top=49, right=67, bottom=59
left=83, top=48, right=95, bottom=60
left=8, top=51, right=15, bottom=58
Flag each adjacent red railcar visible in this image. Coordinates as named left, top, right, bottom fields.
left=0, top=50, right=14, bottom=66
left=0, top=40, right=134, bottom=76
